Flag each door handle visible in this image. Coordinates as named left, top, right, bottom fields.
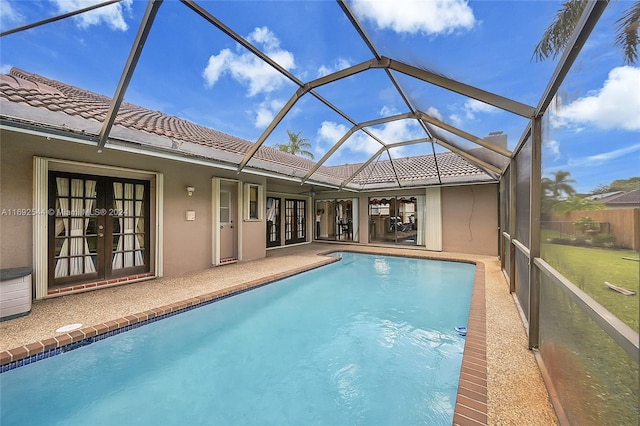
left=98, top=233, right=104, bottom=238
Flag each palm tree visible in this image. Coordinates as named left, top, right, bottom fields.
left=275, top=130, right=315, bottom=160
left=542, top=170, right=576, bottom=198
left=553, top=195, right=604, bottom=214
left=533, top=0, right=639, bottom=65
left=541, top=170, right=577, bottom=220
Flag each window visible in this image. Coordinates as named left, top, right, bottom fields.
left=244, top=183, right=263, bottom=221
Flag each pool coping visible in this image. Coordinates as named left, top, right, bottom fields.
left=0, top=250, right=487, bottom=425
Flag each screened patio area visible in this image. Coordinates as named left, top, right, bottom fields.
left=0, top=1, right=638, bottom=424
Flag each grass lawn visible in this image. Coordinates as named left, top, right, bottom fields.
left=541, top=243, right=639, bottom=332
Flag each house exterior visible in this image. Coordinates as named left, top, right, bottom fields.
left=0, top=68, right=498, bottom=300
left=591, top=189, right=640, bottom=209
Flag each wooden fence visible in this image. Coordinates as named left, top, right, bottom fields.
left=547, top=208, right=639, bottom=250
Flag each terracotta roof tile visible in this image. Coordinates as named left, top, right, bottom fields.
left=324, top=152, right=488, bottom=185
left=1, top=67, right=494, bottom=188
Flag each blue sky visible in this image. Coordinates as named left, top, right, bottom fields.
left=1, top=0, right=638, bottom=193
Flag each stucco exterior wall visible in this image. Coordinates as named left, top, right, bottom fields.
left=0, top=136, right=33, bottom=270
left=0, top=130, right=269, bottom=278
left=1, top=129, right=499, bottom=291
left=320, top=186, right=497, bottom=256
left=241, top=177, right=268, bottom=261
left=441, top=184, right=498, bottom=255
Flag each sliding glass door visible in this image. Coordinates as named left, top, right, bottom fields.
left=368, top=196, right=422, bottom=245
left=315, top=198, right=358, bottom=242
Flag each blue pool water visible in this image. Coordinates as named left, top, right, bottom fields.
left=1, top=252, right=475, bottom=425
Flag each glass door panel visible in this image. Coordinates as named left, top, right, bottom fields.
left=266, top=197, right=281, bottom=247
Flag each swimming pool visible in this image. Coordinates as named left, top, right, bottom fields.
left=1, top=252, right=475, bottom=425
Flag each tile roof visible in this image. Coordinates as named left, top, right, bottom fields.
left=586, top=191, right=625, bottom=201
left=0, top=68, right=494, bottom=189
left=601, top=189, right=640, bottom=206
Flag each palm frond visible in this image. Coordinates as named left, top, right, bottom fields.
left=615, top=1, right=640, bottom=64
left=533, top=0, right=588, bottom=62
left=299, top=150, right=315, bottom=160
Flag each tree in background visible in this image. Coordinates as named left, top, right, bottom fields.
left=592, top=177, right=640, bottom=194
left=541, top=170, right=578, bottom=219
left=533, top=0, right=639, bottom=65
left=553, top=195, right=604, bottom=215
left=542, top=170, right=577, bottom=198
left=275, top=130, right=315, bottom=160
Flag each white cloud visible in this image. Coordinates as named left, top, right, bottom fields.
left=449, top=114, right=462, bottom=127
left=369, top=106, right=423, bottom=144
left=555, top=66, right=640, bottom=131
left=318, top=121, right=379, bottom=158
left=568, top=143, right=640, bottom=168
left=544, top=139, right=560, bottom=161
left=203, top=49, right=233, bottom=87
left=202, top=27, right=295, bottom=97
left=253, top=98, right=285, bottom=128
left=0, top=64, right=12, bottom=74
left=317, top=106, right=425, bottom=160
left=317, top=58, right=353, bottom=77
left=0, top=0, right=23, bottom=29
left=318, top=121, right=348, bottom=143
left=463, top=98, right=498, bottom=119
left=446, top=99, right=497, bottom=127
left=50, top=0, right=132, bottom=31
left=424, top=106, right=443, bottom=121
left=351, top=0, right=475, bottom=35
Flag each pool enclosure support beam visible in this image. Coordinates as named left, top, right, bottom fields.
left=419, top=122, right=502, bottom=178
left=338, top=0, right=440, bottom=157
left=524, top=0, right=608, bottom=350
left=0, top=0, right=122, bottom=37
left=182, top=1, right=389, bottom=174
left=528, top=116, right=542, bottom=350
left=181, top=1, right=389, bottom=175
left=338, top=0, right=516, bottom=167
left=301, top=112, right=416, bottom=184
left=508, top=159, right=517, bottom=293
left=534, top=258, right=640, bottom=363
left=232, top=60, right=388, bottom=173
left=433, top=139, right=501, bottom=177
left=339, top=139, right=431, bottom=190
left=536, top=0, right=609, bottom=115
left=417, top=111, right=512, bottom=158
left=378, top=58, right=536, bottom=119
left=97, top=0, right=163, bottom=152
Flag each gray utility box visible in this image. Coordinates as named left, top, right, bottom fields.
left=0, top=267, right=33, bottom=321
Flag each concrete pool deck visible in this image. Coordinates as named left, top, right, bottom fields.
left=0, top=243, right=558, bottom=425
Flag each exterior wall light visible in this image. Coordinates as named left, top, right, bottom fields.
left=186, top=186, right=195, bottom=196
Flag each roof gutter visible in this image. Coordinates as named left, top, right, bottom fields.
left=0, top=119, right=342, bottom=188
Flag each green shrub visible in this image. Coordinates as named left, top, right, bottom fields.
left=550, top=237, right=573, bottom=245
left=592, top=233, right=616, bottom=247
left=574, top=216, right=598, bottom=235
left=572, top=236, right=591, bottom=247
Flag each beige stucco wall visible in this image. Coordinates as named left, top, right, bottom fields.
left=0, top=135, right=33, bottom=270
left=0, top=129, right=499, bottom=285
left=241, top=177, right=268, bottom=261
left=0, top=130, right=270, bottom=278
left=320, top=186, right=498, bottom=256
left=441, top=184, right=498, bottom=256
